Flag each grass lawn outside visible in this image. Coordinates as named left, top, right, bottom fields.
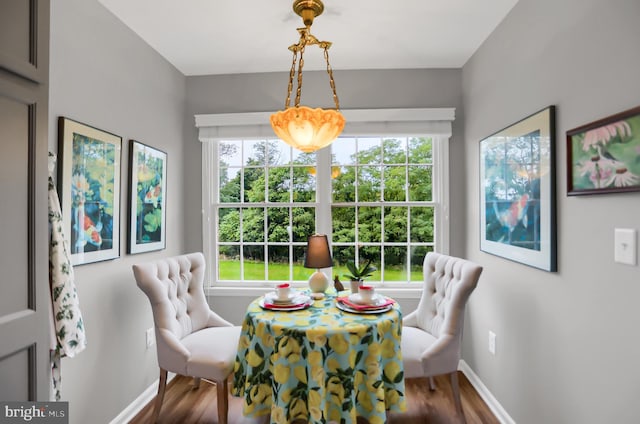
left=218, top=260, right=422, bottom=282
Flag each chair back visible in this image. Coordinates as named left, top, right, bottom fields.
left=414, top=252, right=483, bottom=339
left=132, top=252, right=211, bottom=341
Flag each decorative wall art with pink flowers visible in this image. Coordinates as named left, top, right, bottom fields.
left=567, top=105, right=640, bottom=195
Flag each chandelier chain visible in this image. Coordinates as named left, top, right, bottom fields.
left=324, top=47, right=340, bottom=110
left=285, top=49, right=298, bottom=109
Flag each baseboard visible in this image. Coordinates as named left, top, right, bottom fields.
left=109, top=372, right=176, bottom=424
left=459, top=360, right=515, bottom=424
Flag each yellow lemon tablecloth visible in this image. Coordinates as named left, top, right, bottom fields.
left=232, top=292, right=406, bottom=424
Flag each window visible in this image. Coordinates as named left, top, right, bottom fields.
left=198, top=109, right=453, bottom=289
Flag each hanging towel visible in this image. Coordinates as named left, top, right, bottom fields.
left=48, top=152, right=87, bottom=401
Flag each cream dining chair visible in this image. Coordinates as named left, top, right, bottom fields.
left=132, top=252, right=240, bottom=424
left=401, top=252, right=483, bottom=423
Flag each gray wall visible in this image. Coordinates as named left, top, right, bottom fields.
left=184, top=69, right=464, bottom=322
left=48, top=1, right=186, bottom=423
left=462, top=0, right=640, bottom=422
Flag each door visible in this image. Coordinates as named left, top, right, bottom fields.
left=0, top=0, right=51, bottom=401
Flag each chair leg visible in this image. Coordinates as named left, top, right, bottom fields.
left=152, top=368, right=168, bottom=423
left=450, top=371, right=466, bottom=423
left=216, top=378, right=229, bottom=424
left=193, top=377, right=201, bottom=389
left=428, top=376, right=436, bottom=391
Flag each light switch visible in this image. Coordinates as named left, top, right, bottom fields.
left=614, top=228, right=637, bottom=266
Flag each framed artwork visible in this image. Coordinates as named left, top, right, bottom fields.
left=567, top=105, right=640, bottom=195
left=58, top=117, right=122, bottom=265
left=127, top=140, right=167, bottom=254
left=479, top=106, right=557, bottom=272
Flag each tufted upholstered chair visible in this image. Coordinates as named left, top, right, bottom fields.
left=402, top=252, right=483, bottom=423
left=132, top=252, right=241, bottom=424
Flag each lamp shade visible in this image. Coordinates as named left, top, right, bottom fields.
left=271, top=106, right=345, bottom=153
left=304, top=234, right=333, bottom=268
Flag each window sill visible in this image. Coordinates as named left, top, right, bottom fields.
left=205, top=285, right=422, bottom=299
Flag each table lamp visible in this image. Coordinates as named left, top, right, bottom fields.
left=304, top=234, right=333, bottom=293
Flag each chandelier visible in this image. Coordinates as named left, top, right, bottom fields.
left=270, top=0, right=345, bottom=153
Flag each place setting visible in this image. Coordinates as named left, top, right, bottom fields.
left=259, top=283, right=314, bottom=311
left=336, top=285, right=395, bottom=314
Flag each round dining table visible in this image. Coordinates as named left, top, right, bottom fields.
left=232, top=290, right=406, bottom=424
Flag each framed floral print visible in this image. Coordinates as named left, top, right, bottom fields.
left=480, top=106, right=557, bottom=272
left=58, top=117, right=122, bottom=265
left=567, top=105, right=640, bottom=195
left=127, top=140, right=167, bottom=254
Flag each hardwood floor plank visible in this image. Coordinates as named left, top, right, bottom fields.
left=129, top=372, right=498, bottom=424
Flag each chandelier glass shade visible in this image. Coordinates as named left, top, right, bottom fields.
left=270, top=0, right=345, bottom=153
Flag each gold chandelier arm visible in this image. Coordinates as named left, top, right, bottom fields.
left=324, top=46, right=340, bottom=110
left=285, top=49, right=297, bottom=109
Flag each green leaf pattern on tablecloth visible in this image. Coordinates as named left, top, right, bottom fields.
left=232, top=295, right=406, bottom=424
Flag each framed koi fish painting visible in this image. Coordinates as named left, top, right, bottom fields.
left=127, top=140, right=167, bottom=254
left=479, top=106, right=557, bottom=272
left=567, top=105, right=640, bottom=195
left=58, top=117, right=122, bottom=265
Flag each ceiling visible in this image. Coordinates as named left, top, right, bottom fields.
left=98, top=0, right=519, bottom=76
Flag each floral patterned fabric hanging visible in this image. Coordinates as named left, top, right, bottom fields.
left=48, top=152, right=87, bottom=401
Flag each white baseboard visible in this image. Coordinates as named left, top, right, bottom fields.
left=459, top=360, right=515, bottom=424
left=109, top=372, right=176, bottom=424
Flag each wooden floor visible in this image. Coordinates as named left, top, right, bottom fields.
left=129, top=372, right=498, bottom=424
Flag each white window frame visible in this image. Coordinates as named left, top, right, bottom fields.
left=197, top=108, right=454, bottom=297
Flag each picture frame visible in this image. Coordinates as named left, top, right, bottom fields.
left=566, top=105, right=640, bottom=195
left=479, top=106, right=557, bottom=272
left=127, top=140, right=167, bottom=254
left=58, top=117, right=122, bottom=265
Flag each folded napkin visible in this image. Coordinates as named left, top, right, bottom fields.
left=336, top=296, right=395, bottom=311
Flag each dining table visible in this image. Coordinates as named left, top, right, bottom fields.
left=231, top=289, right=406, bottom=424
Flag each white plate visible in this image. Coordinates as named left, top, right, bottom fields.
left=259, top=297, right=313, bottom=311
left=348, top=293, right=387, bottom=306
left=336, top=301, right=392, bottom=314
left=264, top=291, right=305, bottom=304
left=263, top=292, right=311, bottom=305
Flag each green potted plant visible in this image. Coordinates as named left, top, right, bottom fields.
left=343, top=258, right=377, bottom=293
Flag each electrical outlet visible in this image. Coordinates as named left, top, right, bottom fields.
left=146, top=328, right=155, bottom=349
left=488, top=331, right=496, bottom=355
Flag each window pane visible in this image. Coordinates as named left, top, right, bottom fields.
left=292, top=167, right=316, bottom=202
left=243, top=167, right=265, bottom=202
left=410, top=207, right=434, bottom=242
left=384, top=206, right=407, bottom=242
left=268, top=207, right=290, bottom=242
left=408, top=137, right=432, bottom=164
left=219, top=169, right=240, bottom=203
left=219, top=141, right=242, bottom=166
left=292, top=207, right=315, bottom=242
left=292, top=149, right=315, bottom=165
left=268, top=245, right=290, bottom=281
left=360, top=246, right=381, bottom=281
left=293, top=246, right=307, bottom=281
left=332, top=207, right=355, bottom=242
left=357, top=166, right=381, bottom=202
left=218, top=246, right=240, bottom=280
left=383, top=165, right=407, bottom=201
left=268, top=167, right=291, bottom=202
left=408, top=165, right=432, bottom=201
left=333, top=245, right=356, bottom=281
left=357, top=137, right=381, bottom=165
left=358, top=207, right=381, bottom=242
left=383, top=138, right=407, bottom=164
left=384, top=246, right=407, bottom=282
left=244, top=140, right=266, bottom=165
left=242, top=208, right=264, bottom=242
left=267, top=140, right=290, bottom=165
left=332, top=137, right=356, bottom=165
left=410, top=245, right=432, bottom=282
left=332, top=166, right=355, bottom=202
left=218, top=208, right=240, bottom=242
left=244, top=246, right=265, bottom=280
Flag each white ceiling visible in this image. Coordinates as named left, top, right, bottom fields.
left=98, top=0, right=519, bottom=76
